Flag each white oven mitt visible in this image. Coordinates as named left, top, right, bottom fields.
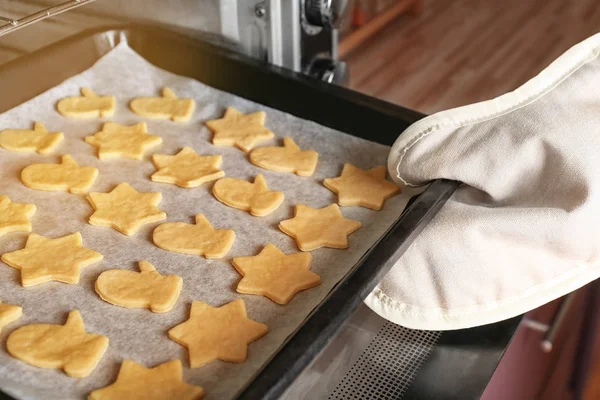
left=365, top=33, right=600, bottom=330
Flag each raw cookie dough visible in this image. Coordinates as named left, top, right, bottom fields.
left=95, top=260, right=182, bottom=313
left=168, top=299, right=268, bottom=368
left=89, top=360, right=204, bottom=400
left=212, top=174, right=284, bottom=216
left=151, top=147, right=224, bottom=188
left=279, top=204, right=361, bottom=251
left=130, top=87, right=195, bottom=122
left=85, top=122, right=162, bottom=160
left=0, top=122, right=63, bottom=155
left=1, top=232, right=103, bottom=287
left=153, top=214, right=235, bottom=259
left=249, top=137, right=318, bottom=176
left=7, top=310, right=109, bottom=378
left=323, top=164, right=400, bottom=210
left=232, top=243, right=320, bottom=304
left=87, top=183, right=166, bottom=236
left=56, top=88, right=115, bottom=118
left=205, top=107, right=274, bottom=152
left=21, top=155, right=98, bottom=194
left=0, top=195, right=36, bottom=238
left=0, top=302, right=22, bottom=332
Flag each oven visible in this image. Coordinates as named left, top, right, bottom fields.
left=0, top=2, right=523, bottom=400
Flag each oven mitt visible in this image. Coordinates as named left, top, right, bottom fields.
left=364, top=33, right=600, bottom=330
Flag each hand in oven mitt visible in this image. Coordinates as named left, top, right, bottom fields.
left=364, top=33, right=600, bottom=330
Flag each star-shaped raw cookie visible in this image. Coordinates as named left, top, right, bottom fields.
left=232, top=243, right=320, bottom=304
left=279, top=204, right=361, bottom=251
left=21, top=155, right=98, bottom=194
left=151, top=147, right=224, bottom=188
left=153, top=214, right=235, bottom=258
left=89, top=360, right=204, bottom=400
left=1, top=232, right=103, bottom=287
left=130, top=87, right=196, bottom=122
left=324, top=164, right=400, bottom=210
left=168, top=299, right=268, bottom=368
left=0, top=122, right=63, bottom=154
left=212, top=174, right=284, bottom=216
left=87, top=183, right=166, bottom=236
left=249, top=137, right=319, bottom=176
left=205, top=107, right=274, bottom=152
left=7, top=310, right=109, bottom=377
left=0, top=195, right=36, bottom=238
left=57, top=87, right=115, bottom=118
left=0, top=302, right=22, bottom=332
left=85, top=122, right=162, bottom=160
left=96, top=261, right=182, bottom=313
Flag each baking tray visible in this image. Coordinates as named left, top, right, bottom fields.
left=0, top=25, right=459, bottom=399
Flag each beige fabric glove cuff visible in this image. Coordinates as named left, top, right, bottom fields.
left=365, top=33, right=600, bottom=330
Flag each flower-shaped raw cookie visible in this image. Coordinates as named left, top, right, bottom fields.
left=324, top=164, right=400, bottom=210
left=205, top=107, right=274, bottom=152
left=7, top=310, right=109, bottom=378
left=232, top=243, right=320, bottom=304
left=0, top=122, right=63, bottom=154
left=89, top=360, right=204, bottom=400
left=57, top=88, right=115, bottom=118
left=168, top=299, right=268, bottom=368
left=87, top=183, right=166, bottom=236
left=151, top=147, right=224, bottom=188
left=279, top=204, right=361, bottom=251
left=153, top=214, right=235, bottom=259
left=1, top=232, right=103, bottom=287
left=85, top=122, right=162, bottom=160
left=0, top=195, right=36, bottom=238
left=21, top=155, right=98, bottom=194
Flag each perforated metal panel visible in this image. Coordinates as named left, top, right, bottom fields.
left=328, top=322, right=441, bottom=400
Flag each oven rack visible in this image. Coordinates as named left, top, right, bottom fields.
left=0, top=0, right=96, bottom=37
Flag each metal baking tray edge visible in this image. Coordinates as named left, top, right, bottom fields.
left=0, top=25, right=459, bottom=399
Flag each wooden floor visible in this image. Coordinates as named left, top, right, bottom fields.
left=344, top=0, right=600, bottom=113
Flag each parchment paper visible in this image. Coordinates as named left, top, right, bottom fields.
left=0, top=43, right=412, bottom=399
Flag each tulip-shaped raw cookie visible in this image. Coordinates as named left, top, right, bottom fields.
left=0, top=302, right=22, bottom=332
left=212, top=174, right=284, bottom=216
left=0, top=122, right=63, bottom=154
left=1, top=232, right=103, bottom=287
left=279, top=204, right=361, bottom=251
left=130, top=87, right=195, bottom=122
left=0, top=195, right=36, bottom=238
left=89, top=360, right=204, bottom=400
left=168, top=299, right=268, bottom=368
left=21, top=155, right=98, bottom=193
left=57, top=88, right=115, bottom=118
left=7, top=310, right=109, bottom=377
left=96, top=261, right=183, bottom=313
left=232, top=244, right=320, bottom=304
left=323, top=164, right=400, bottom=210
left=85, top=122, right=162, bottom=160
left=205, top=107, right=274, bottom=152
left=153, top=214, right=235, bottom=258
left=151, top=147, right=224, bottom=188
left=249, top=137, right=318, bottom=176
left=87, top=183, right=166, bottom=236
